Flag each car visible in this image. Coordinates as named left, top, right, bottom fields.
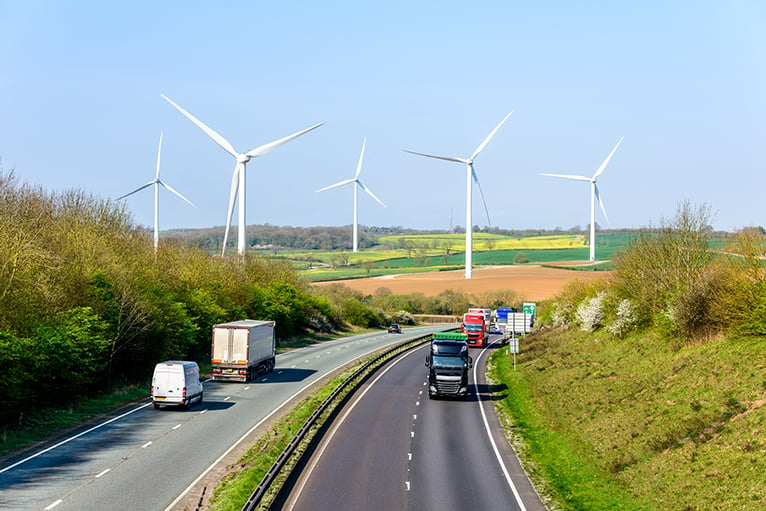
left=387, top=323, right=401, bottom=333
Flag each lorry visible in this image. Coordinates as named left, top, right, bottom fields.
left=468, top=307, right=492, bottom=325
left=151, top=360, right=203, bottom=409
left=461, top=313, right=488, bottom=347
left=211, top=320, right=276, bottom=382
left=425, top=332, right=472, bottom=400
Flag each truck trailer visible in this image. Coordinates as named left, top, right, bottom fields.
left=211, top=320, right=276, bottom=382
left=425, top=332, right=473, bottom=400
left=461, top=312, right=488, bottom=347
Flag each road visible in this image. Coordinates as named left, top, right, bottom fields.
left=282, top=335, right=545, bottom=511
left=0, top=327, right=443, bottom=511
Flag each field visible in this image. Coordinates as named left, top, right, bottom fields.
left=313, top=263, right=608, bottom=301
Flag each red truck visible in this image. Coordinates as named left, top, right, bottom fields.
left=461, top=313, right=488, bottom=347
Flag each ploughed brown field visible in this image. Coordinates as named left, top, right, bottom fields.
left=314, top=264, right=610, bottom=301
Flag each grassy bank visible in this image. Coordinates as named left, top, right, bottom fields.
left=487, top=329, right=766, bottom=510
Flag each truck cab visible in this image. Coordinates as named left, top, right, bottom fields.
left=425, top=333, right=473, bottom=400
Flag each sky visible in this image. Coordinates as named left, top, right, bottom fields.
left=1, top=1, right=765, bottom=234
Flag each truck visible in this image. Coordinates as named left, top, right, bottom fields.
left=211, top=320, right=276, bottom=382
left=461, top=313, right=488, bottom=347
left=425, top=332, right=473, bottom=400
left=151, top=360, right=203, bottom=410
left=468, top=307, right=492, bottom=325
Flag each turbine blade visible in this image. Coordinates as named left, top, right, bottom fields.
left=593, top=136, right=624, bottom=179
left=540, top=173, right=592, bottom=182
left=155, top=132, right=163, bottom=179
left=472, top=168, right=492, bottom=225
left=161, top=94, right=239, bottom=158
left=160, top=181, right=197, bottom=208
left=245, top=123, right=323, bottom=158
left=402, top=149, right=467, bottom=164
left=355, top=138, right=367, bottom=179
left=358, top=181, right=387, bottom=208
left=316, top=178, right=355, bottom=193
left=471, top=110, right=513, bottom=160
left=595, top=184, right=610, bottom=226
left=116, top=181, right=155, bottom=200
left=222, top=165, right=240, bottom=256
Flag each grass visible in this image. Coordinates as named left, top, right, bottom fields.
left=0, top=383, right=149, bottom=456
left=487, top=329, right=766, bottom=510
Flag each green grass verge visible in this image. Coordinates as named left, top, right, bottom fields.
left=487, top=329, right=766, bottom=510
left=0, top=384, right=149, bottom=456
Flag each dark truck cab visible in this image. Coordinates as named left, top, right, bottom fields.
left=425, top=332, right=473, bottom=400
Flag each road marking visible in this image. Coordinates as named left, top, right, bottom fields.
left=224, top=396, right=231, bottom=401
left=95, top=468, right=110, bottom=478
left=244, top=386, right=251, bottom=390
left=0, top=402, right=153, bottom=474
left=278, top=371, right=284, bottom=375
left=473, top=340, right=528, bottom=511
left=405, top=481, right=411, bottom=491
left=412, top=414, right=417, bottom=420
left=200, top=409, right=208, bottom=414
left=261, top=378, right=269, bottom=382
left=141, top=441, right=152, bottom=448
left=172, top=424, right=182, bottom=430
left=408, top=453, right=412, bottom=460
left=410, top=431, right=414, bottom=438
left=44, top=500, right=62, bottom=510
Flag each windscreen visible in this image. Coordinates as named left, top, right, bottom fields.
left=431, top=355, right=465, bottom=368
left=463, top=324, right=483, bottom=332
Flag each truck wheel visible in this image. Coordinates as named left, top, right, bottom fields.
left=153, top=403, right=160, bottom=410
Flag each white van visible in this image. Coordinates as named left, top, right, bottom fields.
left=151, top=361, right=203, bottom=409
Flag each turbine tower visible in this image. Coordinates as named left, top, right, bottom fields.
left=540, top=136, right=623, bottom=262
left=117, top=132, right=196, bottom=252
left=404, top=111, right=513, bottom=279
left=161, top=94, right=322, bottom=257
left=316, top=138, right=387, bottom=252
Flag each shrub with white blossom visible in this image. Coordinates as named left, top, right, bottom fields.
left=576, top=292, right=606, bottom=331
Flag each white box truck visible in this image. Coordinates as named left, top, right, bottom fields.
left=151, top=360, right=203, bottom=410
left=211, top=320, right=276, bottom=382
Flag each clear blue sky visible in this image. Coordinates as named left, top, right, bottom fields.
left=1, top=1, right=764, bottom=233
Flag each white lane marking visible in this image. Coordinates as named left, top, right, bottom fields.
left=413, top=414, right=417, bottom=421
left=408, top=453, right=412, bottom=461
left=142, top=442, right=152, bottom=448
left=164, top=376, right=340, bottom=511
left=291, top=364, right=297, bottom=368
left=44, top=500, right=63, bottom=510
left=405, top=481, right=411, bottom=491
left=286, top=349, right=419, bottom=511
left=224, top=396, right=231, bottom=401
left=200, top=409, right=208, bottom=414
left=410, top=431, right=414, bottom=438
left=172, top=424, right=182, bottom=430
left=473, top=340, right=528, bottom=511
left=0, top=402, right=152, bottom=474
left=244, top=386, right=251, bottom=390
left=95, top=468, right=110, bottom=478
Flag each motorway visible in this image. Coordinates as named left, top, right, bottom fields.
left=282, top=335, right=545, bottom=511
left=0, top=326, right=444, bottom=511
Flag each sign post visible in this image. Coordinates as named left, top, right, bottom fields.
left=509, top=334, right=519, bottom=370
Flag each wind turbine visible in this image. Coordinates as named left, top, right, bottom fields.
left=315, top=138, right=387, bottom=252
left=161, top=94, right=323, bottom=257
left=540, top=136, right=623, bottom=262
left=117, top=132, right=196, bottom=252
left=404, top=111, right=513, bottom=279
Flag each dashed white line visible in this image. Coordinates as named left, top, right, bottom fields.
left=412, top=414, right=417, bottom=420
left=405, top=481, right=411, bottom=491
left=224, top=396, right=231, bottom=401
left=243, top=386, right=251, bottom=390
left=95, top=468, right=110, bottom=478
left=172, top=424, right=182, bottom=430
left=408, top=453, right=412, bottom=461
left=44, top=500, right=63, bottom=510
left=141, top=441, right=152, bottom=448
left=200, top=409, right=208, bottom=414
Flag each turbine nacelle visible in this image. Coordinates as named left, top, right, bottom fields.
left=237, top=153, right=251, bottom=165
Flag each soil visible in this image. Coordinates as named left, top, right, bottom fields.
left=313, top=263, right=610, bottom=301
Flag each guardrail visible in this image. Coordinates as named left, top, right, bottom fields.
left=240, top=332, right=435, bottom=511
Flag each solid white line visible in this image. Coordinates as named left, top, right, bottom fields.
left=44, top=500, right=63, bottom=510
left=95, top=468, right=110, bottom=478
left=286, top=349, right=415, bottom=511
left=223, top=396, right=231, bottom=401
left=162, top=378, right=331, bottom=511
left=0, top=402, right=153, bottom=474
left=473, top=340, right=527, bottom=511
left=172, top=424, right=182, bottom=430
left=142, top=442, right=152, bottom=448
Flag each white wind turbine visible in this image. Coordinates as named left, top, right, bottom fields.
left=117, top=132, right=196, bottom=252
left=540, top=136, right=623, bottom=262
left=404, top=111, right=513, bottom=279
left=161, top=94, right=323, bottom=257
left=315, top=138, right=387, bottom=252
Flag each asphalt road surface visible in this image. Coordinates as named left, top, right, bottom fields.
left=0, top=326, right=444, bottom=511
left=282, top=335, right=545, bottom=511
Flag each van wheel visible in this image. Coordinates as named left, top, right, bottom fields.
left=153, top=403, right=160, bottom=410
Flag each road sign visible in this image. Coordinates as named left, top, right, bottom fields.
left=509, top=338, right=519, bottom=354
left=522, top=302, right=536, bottom=315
